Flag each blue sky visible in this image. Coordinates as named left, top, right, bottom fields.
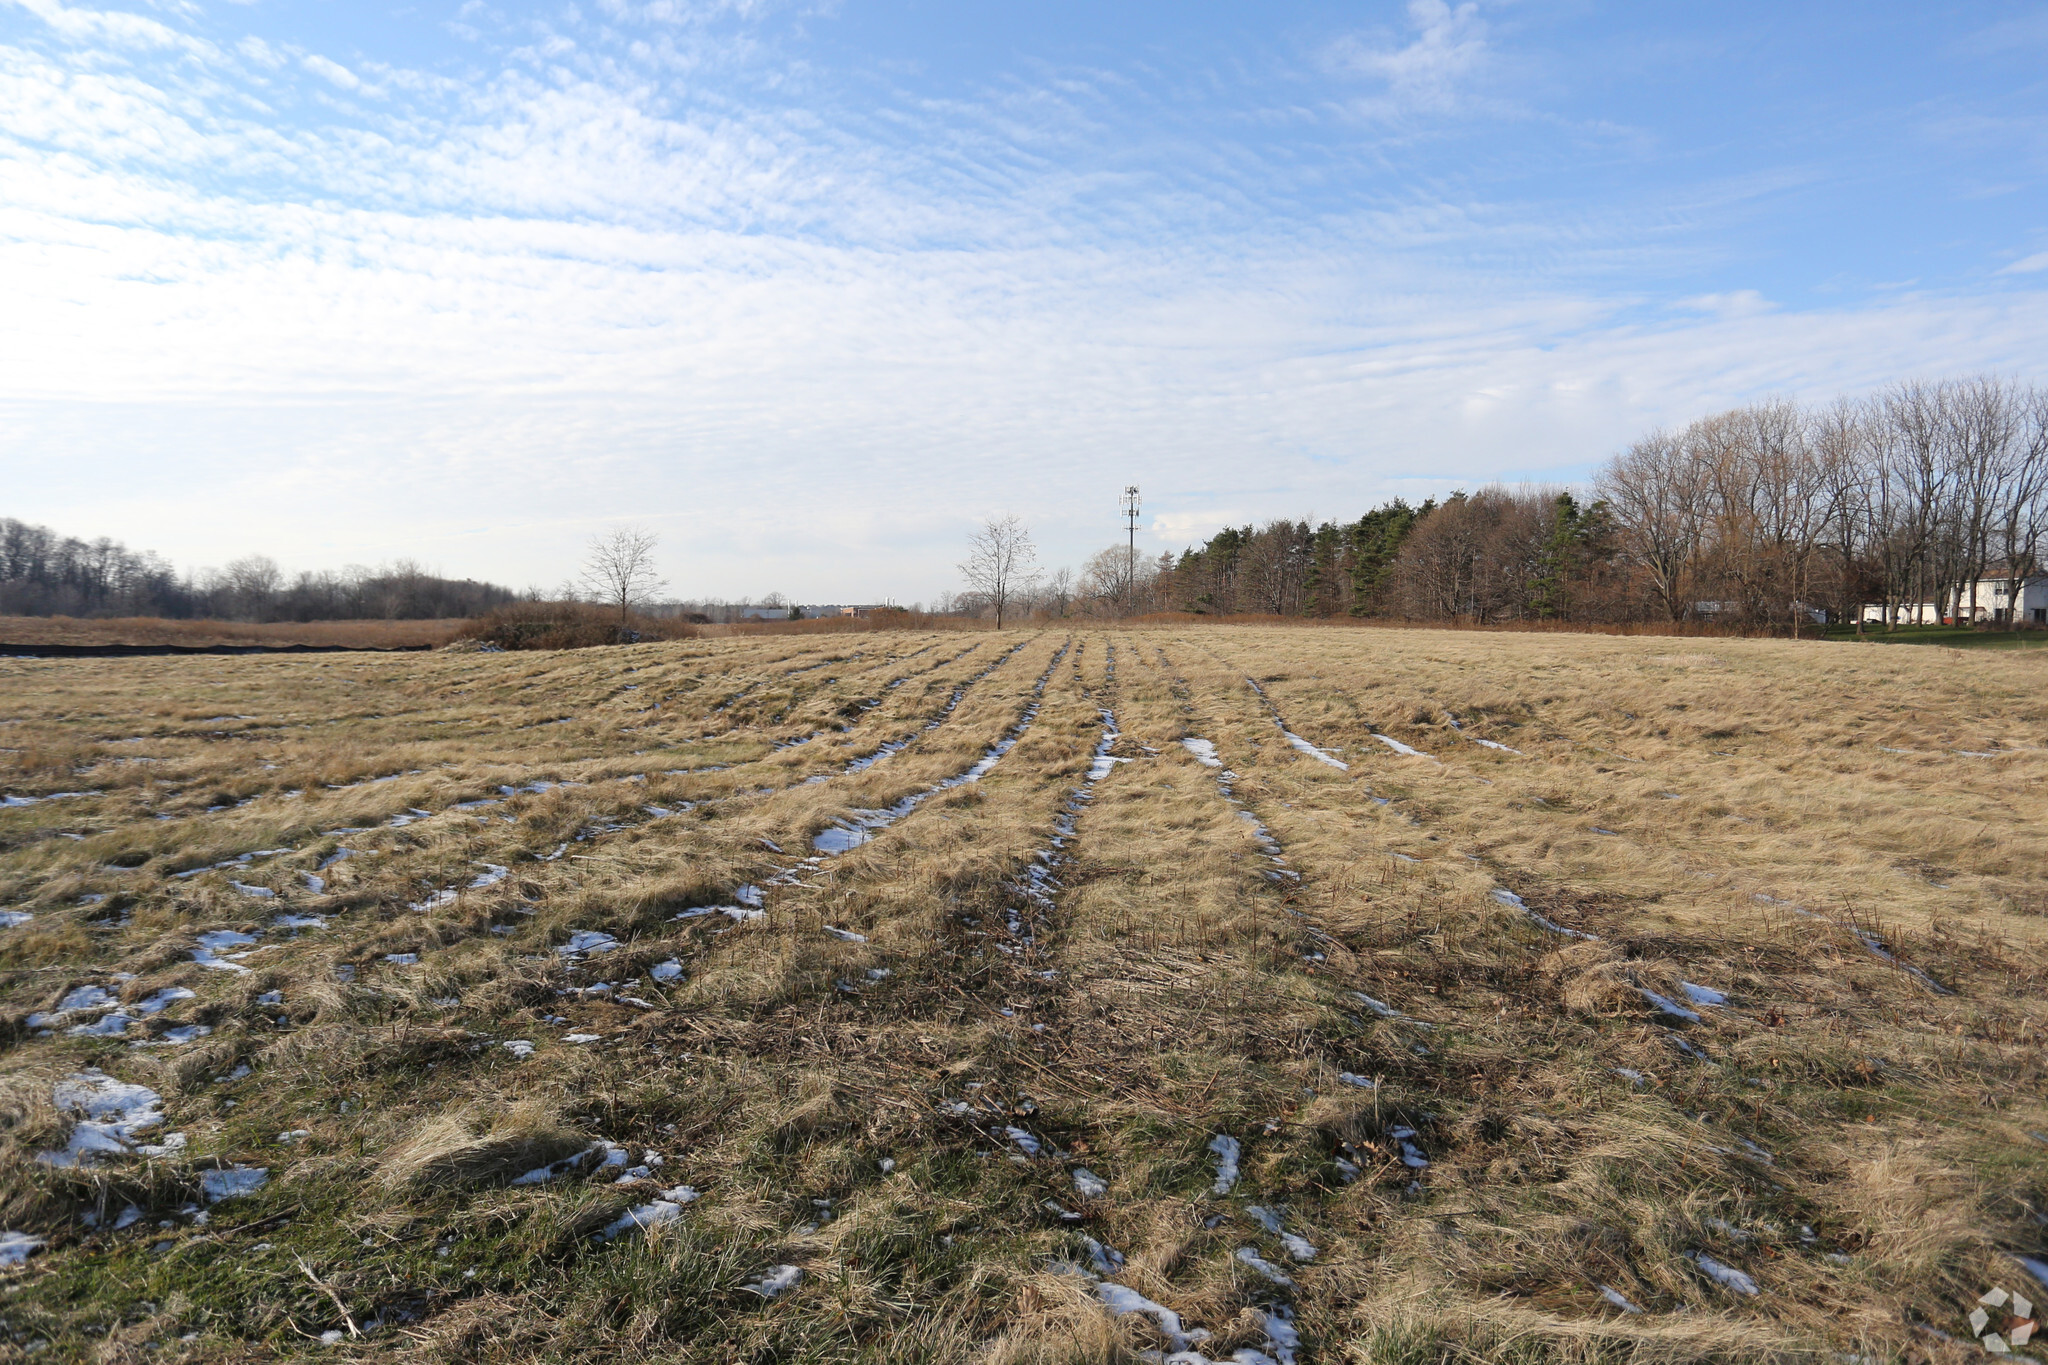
left=3, top=0, right=2046, bottom=601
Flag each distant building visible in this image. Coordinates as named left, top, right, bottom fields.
left=1860, top=573, right=2048, bottom=626
left=733, top=603, right=895, bottom=620
left=797, top=604, right=893, bottom=619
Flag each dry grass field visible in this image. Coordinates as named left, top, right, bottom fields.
left=0, top=618, right=464, bottom=650
left=0, top=626, right=2044, bottom=1363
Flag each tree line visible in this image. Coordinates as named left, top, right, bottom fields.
left=0, top=517, right=518, bottom=622
left=954, top=374, right=2046, bottom=630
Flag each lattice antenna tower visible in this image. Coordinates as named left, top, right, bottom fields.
left=1121, top=485, right=1142, bottom=611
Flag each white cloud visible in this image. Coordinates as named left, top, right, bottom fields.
left=299, top=53, right=360, bottom=91
left=1328, top=0, right=1488, bottom=116
left=4, top=0, right=216, bottom=56
left=1670, top=290, right=1776, bottom=318
left=236, top=35, right=285, bottom=68
left=1999, top=250, right=2048, bottom=275
left=3, top=0, right=2047, bottom=601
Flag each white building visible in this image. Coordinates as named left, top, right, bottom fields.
left=1860, top=574, right=2048, bottom=626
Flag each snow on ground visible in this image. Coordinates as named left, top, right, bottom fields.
left=39, top=1072, right=166, bottom=1167
left=1208, top=1134, right=1241, bottom=1195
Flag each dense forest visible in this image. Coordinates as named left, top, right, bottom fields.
left=0, top=518, right=517, bottom=621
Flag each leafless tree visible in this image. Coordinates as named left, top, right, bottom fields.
left=222, top=555, right=284, bottom=621
left=1598, top=430, right=1706, bottom=622
left=580, top=526, right=668, bottom=626
left=959, top=515, right=1039, bottom=628
left=1991, top=387, right=2048, bottom=618
left=1041, top=566, right=1074, bottom=618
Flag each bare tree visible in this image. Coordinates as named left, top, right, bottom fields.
left=1991, top=386, right=2048, bottom=620
left=959, top=515, right=1039, bottom=628
left=1597, top=432, right=1707, bottom=622
left=580, top=526, right=668, bottom=626
left=222, top=554, right=284, bottom=621
left=1042, top=566, right=1074, bottom=618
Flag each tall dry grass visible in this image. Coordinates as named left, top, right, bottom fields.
left=0, top=615, right=466, bottom=648
left=0, top=626, right=2039, bottom=1361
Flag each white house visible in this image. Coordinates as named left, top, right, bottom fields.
left=1860, top=573, right=2048, bottom=626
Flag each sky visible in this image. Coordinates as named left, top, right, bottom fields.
left=4, top=0, right=2048, bottom=603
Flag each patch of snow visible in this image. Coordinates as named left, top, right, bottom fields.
left=1072, top=1168, right=1107, bottom=1199
left=383, top=953, right=419, bottom=966
left=0, top=1231, right=45, bottom=1266
left=68, top=1013, right=135, bottom=1037
left=1093, top=1283, right=1209, bottom=1355
left=273, top=914, right=325, bottom=930
left=298, top=872, right=326, bottom=894
left=1691, top=1251, right=1759, bottom=1295
left=1337, top=1072, right=1376, bottom=1089
left=598, top=1186, right=699, bottom=1241
left=0, top=909, right=32, bottom=927
left=55, top=985, right=116, bottom=1014
left=1259, top=1307, right=1301, bottom=1365
left=192, top=929, right=261, bottom=973
left=1490, top=888, right=1599, bottom=941
left=1087, top=751, right=1129, bottom=781
left=1598, top=1284, right=1643, bottom=1313
left=229, top=881, right=274, bottom=899
left=1680, top=981, right=1727, bottom=1008
left=134, top=987, right=195, bottom=1016
left=1235, top=1246, right=1294, bottom=1286
left=557, top=931, right=620, bottom=958
left=501, top=1040, right=534, bottom=1059
left=822, top=925, right=866, bottom=943
left=742, top=1264, right=802, bottom=1298
left=1082, top=1236, right=1125, bottom=1277
left=199, top=1166, right=269, bottom=1202
left=1004, top=1127, right=1042, bottom=1156
left=1208, top=1134, right=1241, bottom=1195
left=1639, top=988, right=1702, bottom=1024
left=1371, top=733, right=1430, bottom=758
left=650, top=959, right=683, bottom=982
left=1280, top=730, right=1348, bottom=769
left=1351, top=992, right=1400, bottom=1019
left=39, top=1071, right=165, bottom=1166
left=1181, top=738, right=1222, bottom=767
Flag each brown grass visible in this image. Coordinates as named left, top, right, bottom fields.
left=0, top=616, right=465, bottom=648
left=0, top=626, right=2041, bottom=1361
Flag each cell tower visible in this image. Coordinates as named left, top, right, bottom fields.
left=1121, top=485, right=1141, bottom=611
